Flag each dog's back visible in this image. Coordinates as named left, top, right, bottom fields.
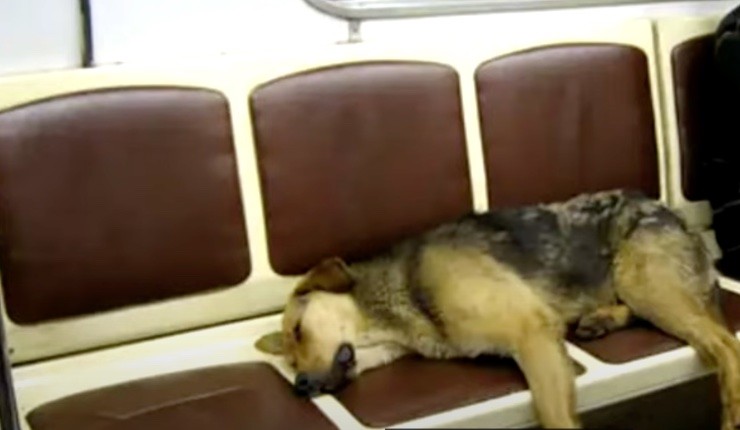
left=460, top=189, right=699, bottom=287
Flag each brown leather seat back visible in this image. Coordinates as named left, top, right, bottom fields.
left=250, top=61, right=473, bottom=274
left=475, top=44, right=660, bottom=208
left=0, top=87, right=250, bottom=325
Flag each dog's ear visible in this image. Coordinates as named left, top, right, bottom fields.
left=255, top=331, right=284, bottom=355
left=294, top=257, right=355, bottom=296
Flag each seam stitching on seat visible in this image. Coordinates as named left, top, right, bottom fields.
left=97, top=385, right=246, bottom=420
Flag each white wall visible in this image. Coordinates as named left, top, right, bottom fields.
left=362, top=0, right=737, bottom=43
left=89, top=0, right=347, bottom=65
left=0, top=0, right=738, bottom=75
left=0, top=0, right=81, bottom=76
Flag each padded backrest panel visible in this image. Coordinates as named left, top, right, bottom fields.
left=250, top=61, right=473, bottom=275
left=476, top=44, right=659, bottom=208
left=671, top=35, right=721, bottom=201
left=0, top=87, right=250, bottom=324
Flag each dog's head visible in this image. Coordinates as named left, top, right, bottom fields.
left=255, top=257, right=363, bottom=397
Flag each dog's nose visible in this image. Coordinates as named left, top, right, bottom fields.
left=335, top=343, right=355, bottom=368
left=293, top=372, right=321, bottom=397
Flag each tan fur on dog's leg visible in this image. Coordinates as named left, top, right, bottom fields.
left=615, top=230, right=740, bottom=430
left=514, top=329, right=580, bottom=428
left=421, top=246, right=581, bottom=429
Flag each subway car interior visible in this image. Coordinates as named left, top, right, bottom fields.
left=3, top=0, right=740, bottom=429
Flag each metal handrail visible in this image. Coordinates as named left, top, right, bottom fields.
left=305, top=0, right=680, bottom=20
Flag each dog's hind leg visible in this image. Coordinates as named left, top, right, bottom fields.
left=614, top=228, right=740, bottom=430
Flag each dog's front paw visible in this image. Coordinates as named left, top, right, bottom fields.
left=574, top=314, right=614, bottom=340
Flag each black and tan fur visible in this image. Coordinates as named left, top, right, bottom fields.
left=256, top=189, right=740, bottom=430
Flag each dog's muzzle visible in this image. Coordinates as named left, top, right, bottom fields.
left=293, top=343, right=356, bottom=397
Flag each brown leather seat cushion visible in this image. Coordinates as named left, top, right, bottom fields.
left=334, top=354, right=585, bottom=428
left=27, top=362, right=337, bottom=430
left=570, top=289, right=740, bottom=363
